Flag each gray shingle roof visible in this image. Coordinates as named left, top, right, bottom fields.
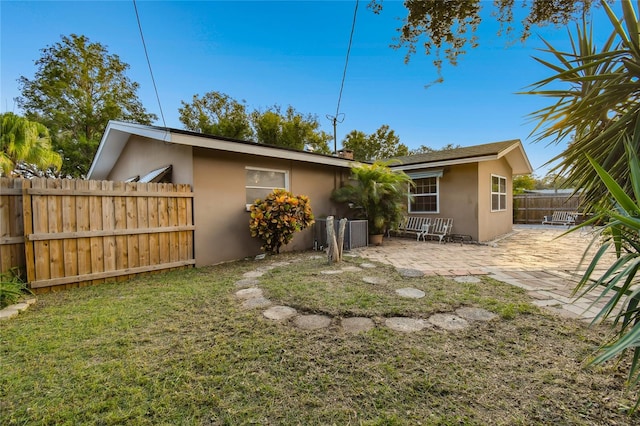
left=392, top=140, right=521, bottom=166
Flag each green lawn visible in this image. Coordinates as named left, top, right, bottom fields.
left=1, top=252, right=638, bottom=425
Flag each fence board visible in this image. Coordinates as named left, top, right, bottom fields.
left=1, top=178, right=195, bottom=292
left=75, top=180, right=92, bottom=285
left=168, top=191, right=179, bottom=265
left=513, top=193, right=582, bottom=224
left=102, top=180, right=116, bottom=283
left=32, top=179, right=51, bottom=283
left=22, top=179, right=35, bottom=283
left=137, top=182, right=150, bottom=268
left=125, top=182, right=139, bottom=280
left=47, top=179, right=64, bottom=281
left=113, top=181, right=129, bottom=282
left=147, top=182, right=160, bottom=268
left=62, top=179, right=78, bottom=280
left=88, top=180, right=104, bottom=286
left=158, top=185, right=170, bottom=266
left=0, top=178, right=25, bottom=277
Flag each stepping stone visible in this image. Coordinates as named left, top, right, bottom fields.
left=235, top=288, right=263, bottom=299
left=385, top=317, right=429, bottom=332
left=255, top=254, right=266, bottom=260
left=241, top=297, right=272, bottom=309
left=454, top=276, right=481, bottom=283
left=320, top=270, right=343, bottom=275
left=455, top=307, right=498, bottom=322
left=428, top=313, right=469, bottom=331
left=362, top=276, right=386, bottom=285
left=263, top=305, right=297, bottom=321
left=11, top=302, right=30, bottom=312
left=243, top=270, right=265, bottom=278
left=341, top=266, right=362, bottom=272
left=341, top=317, right=375, bottom=333
left=270, top=261, right=291, bottom=267
left=294, top=314, right=332, bottom=330
left=308, top=255, right=324, bottom=260
left=395, top=288, right=426, bottom=299
left=235, top=278, right=260, bottom=288
left=396, top=268, right=424, bottom=278
left=360, top=263, right=377, bottom=269
left=257, top=265, right=276, bottom=272
left=0, top=307, right=20, bottom=320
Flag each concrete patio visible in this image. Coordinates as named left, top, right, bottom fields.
left=357, top=225, right=622, bottom=322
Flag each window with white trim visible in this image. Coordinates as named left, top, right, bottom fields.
left=491, top=175, right=507, bottom=211
left=409, top=177, right=439, bottom=213
left=245, top=167, right=289, bottom=209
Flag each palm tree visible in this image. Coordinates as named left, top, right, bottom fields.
left=332, top=161, right=413, bottom=236
left=526, top=0, right=640, bottom=411
left=524, top=0, right=640, bottom=209
left=0, top=112, right=62, bottom=176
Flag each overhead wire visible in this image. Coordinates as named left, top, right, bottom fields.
left=336, top=0, right=358, bottom=119
left=328, top=0, right=359, bottom=154
left=133, top=0, right=166, bottom=127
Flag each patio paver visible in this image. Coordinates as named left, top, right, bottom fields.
left=356, top=225, right=620, bottom=322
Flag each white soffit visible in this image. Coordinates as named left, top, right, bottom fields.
left=87, top=121, right=171, bottom=180
left=88, top=121, right=354, bottom=180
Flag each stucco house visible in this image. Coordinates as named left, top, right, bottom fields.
left=88, top=121, right=532, bottom=266
left=391, top=140, right=532, bottom=242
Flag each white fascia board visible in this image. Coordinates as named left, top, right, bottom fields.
left=391, top=155, right=499, bottom=172
left=498, top=142, right=534, bottom=175
left=88, top=121, right=353, bottom=181
left=171, top=133, right=354, bottom=168
left=87, top=121, right=171, bottom=180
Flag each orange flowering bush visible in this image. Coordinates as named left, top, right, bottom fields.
left=249, top=189, right=315, bottom=254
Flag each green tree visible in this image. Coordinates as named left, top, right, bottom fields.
left=408, top=143, right=460, bottom=155
left=0, top=113, right=61, bottom=176
left=512, top=175, right=536, bottom=194
left=251, top=105, right=331, bottom=154
left=342, top=125, right=408, bottom=162
left=524, top=0, right=639, bottom=208
left=18, top=34, right=156, bottom=177
left=178, top=91, right=253, bottom=140
left=371, top=0, right=599, bottom=69
left=536, top=173, right=569, bottom=190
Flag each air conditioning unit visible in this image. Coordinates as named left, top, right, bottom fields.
left=313, top=219, right=368, bottom=251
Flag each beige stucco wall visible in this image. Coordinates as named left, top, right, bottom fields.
left=404, top=159, right=513, bottom=242
left=437, top=163, right=480, bottom=240
left=478, top=159, right=513, bottom=241
left=192, top=148, right=348, bottom=266
left=106, top=135, right=194, bottom=185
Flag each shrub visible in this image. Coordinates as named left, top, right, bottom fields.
left=332, top=161, right=413, bottom=235
left=249, top=189, right=315, bottom=254
left=0, top=268, right=32, bottom=309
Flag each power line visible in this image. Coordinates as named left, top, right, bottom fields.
left=133, top=0, right=166, bottom=127
left=328, top=0, right=359, bottom=154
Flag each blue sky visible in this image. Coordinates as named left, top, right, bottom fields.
left=0, top=1, right=615, bottom=175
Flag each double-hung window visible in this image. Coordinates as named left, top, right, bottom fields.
left=245, top=167, right=289, bottom=210
left=491, top=175, right=507, bottom=211
left=409, top=176, right=439, bottom=213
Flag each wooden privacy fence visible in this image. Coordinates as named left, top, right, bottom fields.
left=0, top=177, right=195, bottom=292
left=513, top=193, right=582, bottom=224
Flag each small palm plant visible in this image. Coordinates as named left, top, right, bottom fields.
left=332, top=161, right=413, bottom=236
left=572, top=143, right=640, bottom=410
